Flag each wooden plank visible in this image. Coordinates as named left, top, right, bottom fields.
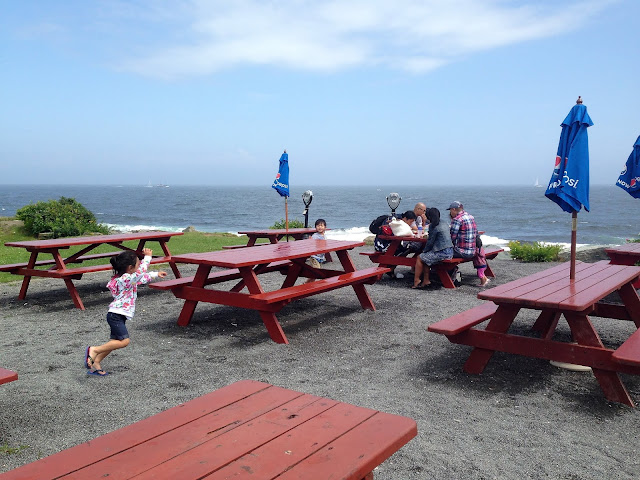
left=428, top=303, right=498, bottom=335
left=0, top=367, right=18, bottom=385
left=513, top=263, right=635, bottom=310
left=4, top=231, right=182, bottom=250
left=204, top=403, right=378, bottom=479
left=478, top=261, right=595, bottom=305
left=276, top=412, right=417, bottom=480
left=222, top=243, right=270, bottom=249
left=251, top=267, right=387, bottom=304
left=150, top=261, right=291, bottom=291
left=172, top=240, right=363, bottom=269
left=127, top=394, right=339, bottom=480
left=612, top=329, right=640, bottom=366
left=0, top=380, right=276, bottom=480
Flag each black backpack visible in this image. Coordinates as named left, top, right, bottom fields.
left=369, top=214, right=391, bottom=235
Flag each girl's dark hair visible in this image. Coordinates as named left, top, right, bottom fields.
left=401, top=210, right=417, bottom=220
left=315, top=218, right=326, bottom=226
left=110, top=250, right=139, bottom=276
left=426, top=208, right=441, bottom=227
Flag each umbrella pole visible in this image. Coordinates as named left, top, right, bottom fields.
left=285, top=197, right=289, bottom=242
left=570, top=211, right=577, bottom=280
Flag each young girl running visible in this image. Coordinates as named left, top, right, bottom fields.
left=85, top=248, right=166, bottom=376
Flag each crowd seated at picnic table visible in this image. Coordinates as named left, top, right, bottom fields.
left=371, top=200, right=489, bottom=287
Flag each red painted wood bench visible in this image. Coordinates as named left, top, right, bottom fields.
left=0, top=252, right=123, bottom=272
left=0, top=380, right=417, bottom=480
left=612, top=329, right=640, bottom=366
left=428, top=302, right=498, bottom=335
left=0, top=367, right=18, bottom=385
left=251, top=267, right=388, bottom=306
left=149, top=260, right=292, bottom=291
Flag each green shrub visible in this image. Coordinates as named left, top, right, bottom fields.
left=270, top=219, right=305, bottom=229
left=508, top=241, right=562, bottom=262
left=16, top=197, right=110, bottom=238
left=627, top=236, right=640, bottom=243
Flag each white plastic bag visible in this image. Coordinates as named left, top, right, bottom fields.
left=389, top=219, right=413, bottom=237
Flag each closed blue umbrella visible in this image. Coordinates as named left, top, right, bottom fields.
left=272, top=150, right=290, bottom=197
left=271, top=150, right=290, bottom=231
left=616, top=135, right=640, bottom=199
left=545, top=97, right=593, bottom=279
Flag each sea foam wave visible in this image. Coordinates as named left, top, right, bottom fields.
left=104, top=223, right=184, bottom=233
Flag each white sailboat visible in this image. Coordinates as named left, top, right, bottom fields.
left=534, top=177, right=543, bottom=188
left=145, top=180, right=153, bottom=188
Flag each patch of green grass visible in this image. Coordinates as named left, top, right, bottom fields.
left=0, top=443, right=29, bottom=455
left=508, top=241, right=562, bottom=262
left=627, top=236, right=640, bottom=243
left=0, top=221, right=249, bottom=283
left=270, top=219, right=305, bottom=229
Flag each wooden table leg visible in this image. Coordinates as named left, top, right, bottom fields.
left=177, top=265, right=211, bottom=327
left=531, top=310, right=561, bottom=340
left=17, top=251, right=37, bottom=300
left=464, top=304, right=520, bottom=374
left=618, top=282, right=640, bottom=327
left=565, top=312, right=634, bottom=407
left=50, top=250, right=87, bottom=310
left=64, top=278, right=85, bottom=310
left=240, top=267, right=289, bottom=344
left=485, top=262, right=496, bottom=278
left=158, top=240, right=181, bottom=278
left=337, top=250, right=376, bottom=311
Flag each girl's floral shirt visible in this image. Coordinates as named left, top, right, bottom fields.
left=107, top=256, right=158, bottom=319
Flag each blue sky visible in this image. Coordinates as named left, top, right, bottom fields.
left=1, top=0, right=638, bottom=186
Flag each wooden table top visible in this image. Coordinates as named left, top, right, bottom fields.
left=173, top=239, right=363, bottom=268
left=478, top=260, right=640, bottom=311
left=237, top=228, right=319, bottom=236
left=606, top=242, right=640, bottom=256
left=4, top=231, right=183, bottom=249
left=1, top=380, right=417, bottom=480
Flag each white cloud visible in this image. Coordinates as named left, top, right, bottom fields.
left=120, top=0, right=613, bottom=78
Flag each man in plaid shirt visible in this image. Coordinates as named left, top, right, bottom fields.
left=448, top=201, right=478, bottom=259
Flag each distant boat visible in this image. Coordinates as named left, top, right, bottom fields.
left=155, top=183, right=170, bottom=188
left=145, top=180, right=153, bottom=188
left=534, top=178, right=543, bottom=188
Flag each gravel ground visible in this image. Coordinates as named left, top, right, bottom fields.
left=1, top=246, right=639, bottom=479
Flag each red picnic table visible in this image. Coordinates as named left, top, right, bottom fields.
left=0, top=380, right=417, bottom=480
left=606, top=242, right=640, bottom=288
left=234, top=228, right=320, bottom=246
left=361, top=234, right=502, bottom=288
left=150, top=239, right=389, bottom=344
left=428, top=260, right=640, bottom=406
left=1, top=231, right=182, bottom=310
left=0, top=367, right=18, bottom=386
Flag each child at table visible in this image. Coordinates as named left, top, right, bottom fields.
left=85, top=248, right=167, bottom=376
left=305, top=219, right=327, bottom=283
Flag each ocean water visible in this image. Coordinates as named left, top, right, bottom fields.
left=0, top=184, right=638, bottom=249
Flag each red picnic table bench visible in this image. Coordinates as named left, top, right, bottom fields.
left=1, top=231, right=183, bottom=310
left=428, top=260, right=640, bottom=406
left=0, top=380, right=417, bottom=480
left=150, top=239, right=388, bottom=344
left=0, top=367, right=18, bottom=386
left=361, top=234, right=502, bottom=288
left=606, top=242, right=640, bottom=288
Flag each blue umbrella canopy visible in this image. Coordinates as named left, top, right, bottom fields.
left=545, top=99, right=593, bottom=213
left=616, top=135, right=640, bottom=199
left=271, top=151, right=290, bottom=197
